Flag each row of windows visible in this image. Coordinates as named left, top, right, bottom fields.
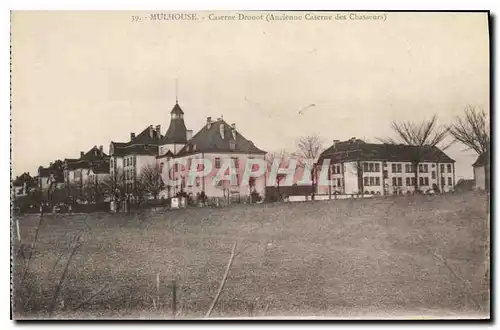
left=363, top=176, right=381, bottom=186
left=363, top=162, right=381, bottom=173
left=214, top=157, right=240, bottom=169
left=331, top=165, right=342, bottom=174
left=125, top=156, right=136, bottom=167
left=390, top=176, right=453, bottom=187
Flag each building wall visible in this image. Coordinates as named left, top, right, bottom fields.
left=110, top=156, right=123, bottom=179
left=12, top=184, right=28, bottom=197
left=162, top=152, right=266, bottom=199
left=316, top=160, right=456, bottom=196
left=474, top=165, right=486, bottom=190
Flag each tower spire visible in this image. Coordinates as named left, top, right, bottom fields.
left=175, top=78, right=179, bottom=104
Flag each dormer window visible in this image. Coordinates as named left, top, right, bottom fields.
left=220, top=123, right=225, bottom=139
left=193, top=144, right=197, bottom=151
left=229, top=140, right=236, bottom=151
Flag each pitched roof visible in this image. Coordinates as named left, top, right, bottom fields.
left=64, top=146, right=109, bottom=170
left=12, top=172, right=34, bottom=186
left=170, top=102, right=184, bottom=115
left=176, top=119, right=266, bottom=156
left=473, top=151, right=490, bottom=167
left=161, top=103, right=188, bottom=144
left=318, top=139, right=455, bottom=164
left=38, top=164, right=65, bottom=183
left=110, top=126, right=161, bottom=157
left=131, top=126, right=162, bottom=145
left=81, top=146, right=109, bottom=161
left=90, top=160, right=110, bottom=174
left=156, top=150, right=175, bottom=159
left=455, top=179, right=475, bottom=191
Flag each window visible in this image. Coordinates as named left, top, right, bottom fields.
left=392, top=164, right=402, bottom=173
left=406, top=177, right=411, bottom=186
left=419, top=164, right=429, bottom=173
left=447, top=164, right=452, bottom=173
left=337, top=165, right=341, bottom=174
left=231, top=174, right=239, bottom=186
left=375, top=163, right=380, bottom=172
left=440, top=164, right=445, bottom=173
left=229, top=141, right=236, bottom=150
left=424, top=177, right=429, bottom=186
left=411, top=177, right=415, bottom=186
left=363, top=163, right=368, bottom=172
left=375, top=177, right=380, bottom=186
left=364, top=177, right=369, bottom=187
left=431, top=171, right=436, bottom=179
left=448, top=177, right=452, bottom=186
left=369, top=163, right=374, bottom=172
left=196, top=177, right=201, bottom=187
left=232, top=157, right=239, bottom=169
left=405, top=164, right=410, bottom=172
left=392, top=177, right=403, bottom=187
left=337, top=178, right=342, bottom=187
left=383, top=170, right=388, bottom=179
left=419, top=177, right=424, bottom=186
left=174, top=163, right=178, bottom=172
left=215, top=157, right=221, bottom=169
left=369, top=177, right=375, bottom=186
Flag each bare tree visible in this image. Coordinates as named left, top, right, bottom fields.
left=265, top=149, right=289, bottom=196
left=293, top=135, right=325, bottom=199
left=379, top=115, right=449, bottom=193
left=82, top=176, right=104, bottom=204
left=449, top=105, right=490, bottom=191
left=102, top=168, right=126, bottom=209
left=138, top=163, right=164, bottom=200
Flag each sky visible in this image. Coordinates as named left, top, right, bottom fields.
left=11, top=11, right=489, bottom=180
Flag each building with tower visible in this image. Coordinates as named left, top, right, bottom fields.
left=108, top=99, right=266, bottom=200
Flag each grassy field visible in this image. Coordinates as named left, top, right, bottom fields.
left=12, top=191, right=490, bottom=319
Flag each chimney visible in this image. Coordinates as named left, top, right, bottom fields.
left=149, top=125, right=154, bottom=138
left=80, top=151, right=84, bottom=158
left=206, top=117, right=212, bottom=129
left=220, top=122, right=225, bottom=139
left=130, top=132, right=135, bottom=140
left=186, top=129, right=193, bottom=141
left=156, top=125, right=161, bottom=136
left=333, top=139, right=340, bottom=149
left=99, top=145, right=103, bottom=155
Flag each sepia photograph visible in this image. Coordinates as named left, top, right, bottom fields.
left=10, top=10, right=490, bottom=320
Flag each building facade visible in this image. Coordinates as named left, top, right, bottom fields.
left=473, top=151, right=490, bottom=191
left=109, top=101, right=267, bottom=200
left=316, top=138, right=456, bottom=196
left=166, top=116, right=267, bottom=199
left=64, top=145, right=110, bottom=187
